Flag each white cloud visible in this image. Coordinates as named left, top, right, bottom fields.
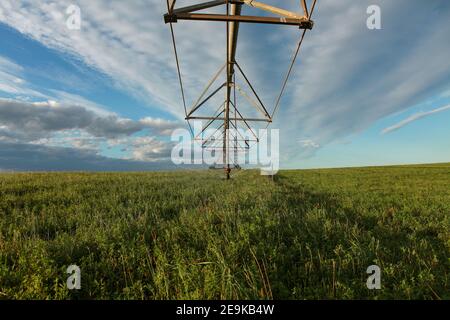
left=0, top=56, right=48, bottom=99
left=139, top=117, right=180, bottom=136
left=123, top=136, right=173, bottom=162
left=382, top=104, right=450, bottom=134
left=299, top=139, right=320, bottom=149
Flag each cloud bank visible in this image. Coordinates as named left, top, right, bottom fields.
left=0, top=98, right=180, bottom=165
left=0, top=141, right=178, bottom=171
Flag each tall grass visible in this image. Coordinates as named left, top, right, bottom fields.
left=0, top=165, right=448, bottom=299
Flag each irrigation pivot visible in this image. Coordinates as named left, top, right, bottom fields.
left=164, top=0, right=317, bottom=179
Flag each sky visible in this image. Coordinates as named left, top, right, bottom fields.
left=0, top=0, right=449, bottom=171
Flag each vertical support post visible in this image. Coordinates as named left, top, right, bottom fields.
left=224, top=1, right=242, bottom=179
left=233, top=72, right=238, bottom=167
left=224, top=0, right=230, bottom=179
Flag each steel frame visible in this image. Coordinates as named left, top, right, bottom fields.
left=164, top=1, right=315, bottom=179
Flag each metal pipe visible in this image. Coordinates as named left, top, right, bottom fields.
left=241, top=0, right=305, bottom=19
left=172, top=0, right=226, bottom=14
left=228, top=4, right=242, bottom=79
left=224, top=1, right=230, bottom=178
left=187, top=116, right=271, bottom=122
left=169, top=13, right=313, bottom=28
left=187, top=83, right=226, bottom=117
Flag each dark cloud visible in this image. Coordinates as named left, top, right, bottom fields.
left=0, top=99, right=186, bottom=168
left=0, top=141, right=178, bottom=171
left=0, top=99, right=180, bottom=141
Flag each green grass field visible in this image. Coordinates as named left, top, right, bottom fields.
left=0, top=164, right=449, bottom=299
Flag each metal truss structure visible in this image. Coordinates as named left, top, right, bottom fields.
left=164, top=0, right=317, bottom=179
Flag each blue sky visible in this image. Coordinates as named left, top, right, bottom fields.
left=0, top=0, right=449, bottom=171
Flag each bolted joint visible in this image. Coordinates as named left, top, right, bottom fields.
left=301, top=20, right=314, bottom=30
left=164, top=13, right=178, bottom=24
